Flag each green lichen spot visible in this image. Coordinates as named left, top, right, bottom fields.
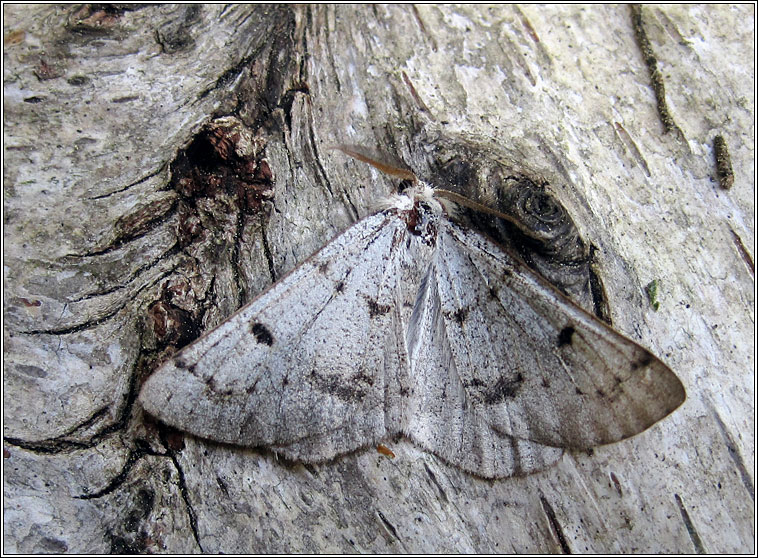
left=646, top=279, right=661, bottom=311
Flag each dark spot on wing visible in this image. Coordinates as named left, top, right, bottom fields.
left=464, top=377, right=486, bottom=388
left=318, top=262, right=329, bottom=274
left=246, top=379, right=259, bottom=394
left=335, top=280, right=345, bottom=293
left=174, top=357, right=188, bottom=369
left=483, top=372, right=524, bottom=404
left=575, top=387, right=584, bottom=395
left=541, top=377, right=551, bottom=388
left=444, top=307, right=468, bottom=325
left=596, top=388, right=606, bottom=398
left=631, top=353, right=653, bottom=370
left=489, top=286, right=499, bottom=299
left=558, top=326, right=575, bottom=347
left=250, top=322, right=274, bottom=346
left=310, top=370, right=373, bottom=400
left=205, top=376, right=233, bottom=395
left=452, top=308, right=467, bottom=325
left=365, top=297, right=391, bottom=317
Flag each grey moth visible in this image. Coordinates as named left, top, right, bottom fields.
left=139, top=150, right=685, bottom=478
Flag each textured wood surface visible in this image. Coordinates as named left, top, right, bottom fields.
left=3, top=4, right=753, bottom=553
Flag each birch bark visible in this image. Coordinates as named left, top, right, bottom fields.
left=3, top=4, right=753, bottom=553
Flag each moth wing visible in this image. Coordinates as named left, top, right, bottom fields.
left=407, top=219, right=685, bottom=457
left=405, top=257, right=565, bottom=478
left=139, top=212, right=414, bottom=462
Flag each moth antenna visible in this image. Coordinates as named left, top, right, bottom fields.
left=434, top=188, right=529, bottom=234
left=330, top=144, right=419, bottom=182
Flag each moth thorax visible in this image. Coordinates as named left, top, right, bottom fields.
left=397, top=200, right=439, bottom=242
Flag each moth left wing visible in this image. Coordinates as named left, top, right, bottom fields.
left=139, top=211, right=417, bottom=462
left=408, top=218, right=685, bottom=453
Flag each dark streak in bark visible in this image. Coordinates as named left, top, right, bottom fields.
left=258, top=212, right=277, bottom=282
left=629, top=5, right=682, bottom=136
left=729, top=227, right=754, bottom=276
left=376, top=509, right=401, bottom=542
left=423, top=463, right=449, bottom=503
left=540, top=495, right=571, bottom=554
left=88, top=165, right=167, bottom=200
left=19, top=266, right=181, bottom=335
left=713, top=135, right=734, bottom=190
left=75, top=442, right=165, bottom=500
left=674, top=494, right=705, bottom=553
left=169, top=450, right=205, bottom=551
left=710, top=407, right=755, bottom=501
left=411, top=5, right=437, bottom=51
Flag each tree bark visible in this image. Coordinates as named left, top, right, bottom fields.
left=3, top=4, right=753, bottom=553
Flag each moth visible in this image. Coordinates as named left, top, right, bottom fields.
left=139, top=147, right=685, bottom=478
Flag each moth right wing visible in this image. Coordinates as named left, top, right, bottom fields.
left=139, top=211, right=416, bottom=462
left=408, top=218, right=685, bottom=460
left=405, top=261, right=565, bottom=478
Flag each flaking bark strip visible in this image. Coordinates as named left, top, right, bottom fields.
left=20, top=265, right=180, bottom=335
left=88, top=164, right=168, bottom=200
left=70, top=245, right=182, bottom=304
left=713, top=135, right=734, bottom=190
left=114, top=196, right=178, bottom=247
left=75, top=442, right=166, bottom=500
left=711, top=405, right=755, bottom=500
left=674, top=494, right=705, bottom=553
left=169, top=451, right=205, bottom=551
left=729, top=227, right=754, bottom=276
left=402, top=71, right=431, bottom=113
left=258, top=211, right=277, bottom=283
left=8, top=353, right=140, bottom=453
left=630, top=5, right=681, bottom=136
left=540, top=495, right=571, bottom=554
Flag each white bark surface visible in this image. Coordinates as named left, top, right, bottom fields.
left=3, top=4, right=754, bottom=553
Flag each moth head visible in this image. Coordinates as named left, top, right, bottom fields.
left=331, top=145, right=448, bottom=213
